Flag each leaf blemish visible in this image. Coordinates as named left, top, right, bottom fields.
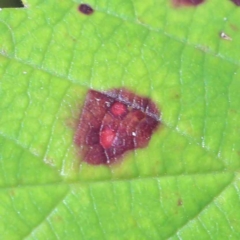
left=78, top=3, right=94, bottom=15
left=74, top=88, right=160, bottom=165
left=219, top=31, right=232, bottom=41
left=178, top=198, right=183, bottom=206
left=172, top=0, right=205, bottom=7
left=230, top=24, right=239, bottom=32
left=231, top=0, right=240, bottom=6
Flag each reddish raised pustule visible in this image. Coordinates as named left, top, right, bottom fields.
left=100, top=128, right=116, bottom=149
left=74, top=88, right=160, bottom=165
left=110, top=102, right=128, bottom=118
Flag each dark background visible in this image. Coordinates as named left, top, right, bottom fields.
left=0, top=0, right=24, bottom=8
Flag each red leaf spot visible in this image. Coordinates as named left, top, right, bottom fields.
left=74, top=88, right=160, bottom=165
left=231, top=0, right=240, bottom=6
left=173, top=0, right=204, bottom=7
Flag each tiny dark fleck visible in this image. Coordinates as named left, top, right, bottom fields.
left=78, top=4, right=94, bottom=15
left=231, top=0, right=240, bottom=6
left=74, top=88, right=161, bottom=165
left=177, top=198, right=183, bottom=206
left=173, top=0, right=204, bottom=7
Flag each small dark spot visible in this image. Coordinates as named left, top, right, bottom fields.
left=172, top=0, right=204, bottom=7
left=177, top=198, right=183, bottom=206
left=231, top=0, right=240, bottom=6
left=173, top=93, right=181, bottom=99
left=78, top=3, right=94, bottom=15
left=74, top=88, right=161, bottom=165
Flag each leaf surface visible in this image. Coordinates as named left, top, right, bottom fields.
left=1, top=0, right=240, bottom=239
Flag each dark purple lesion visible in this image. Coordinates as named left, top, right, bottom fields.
left=78, top=4, right=94, bottom=15
left=172, top=0, right=205, bottom=7
left=74, top=88, right=160, bottom=165
left=231, top=0, right=240, bottom=6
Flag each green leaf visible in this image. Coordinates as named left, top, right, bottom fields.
left=1, top=0, right=240, bottom=239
